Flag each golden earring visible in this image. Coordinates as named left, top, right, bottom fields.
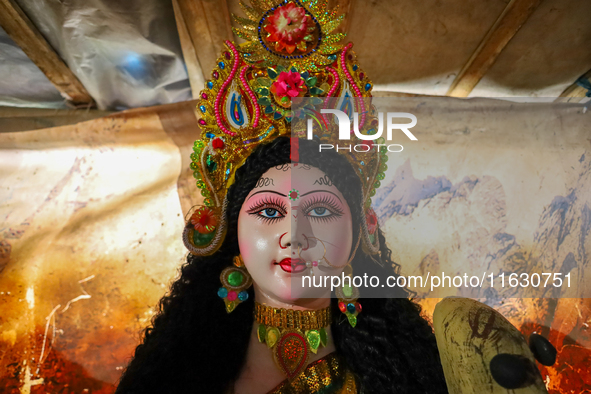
left=217, top=254, right=252, bottom=313
left=335, top=263, right=362, bottom=328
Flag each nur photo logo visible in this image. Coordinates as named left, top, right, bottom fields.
left=306, top=109, right=418, bottom=153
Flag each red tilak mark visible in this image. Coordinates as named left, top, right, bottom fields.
left=290, top=137, right=299, bottom=162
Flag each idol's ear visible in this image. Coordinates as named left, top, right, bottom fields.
left=433, top=297, right=553, bottom=394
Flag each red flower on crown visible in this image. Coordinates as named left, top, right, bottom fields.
left=191, top=207, right=218, bottom=234
left=366, top=208, right=378, bottom=235
left=264, top=2, right=310, bottom=54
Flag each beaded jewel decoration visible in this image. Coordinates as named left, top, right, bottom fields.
left=255, top=302, right=332, bottom=380
left=185, top=0, right=387, bottom=256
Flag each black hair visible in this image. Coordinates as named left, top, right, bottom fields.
left=115, top=137, right=448, bottom=394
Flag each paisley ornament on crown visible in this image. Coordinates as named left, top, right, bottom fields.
left=336, top=80, right=355, bottom=120
left=225, top=85, right=250, bottom=129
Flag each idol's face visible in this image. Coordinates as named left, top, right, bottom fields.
left=237, top=164, right=353, bottom=305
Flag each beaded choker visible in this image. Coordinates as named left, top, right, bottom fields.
left=255, top=302, right=332, bottom=380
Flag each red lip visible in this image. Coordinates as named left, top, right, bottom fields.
left=275, top=258, right=307, bottom=273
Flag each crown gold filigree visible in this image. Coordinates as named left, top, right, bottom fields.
left=185, top=0, right=386, bottom=256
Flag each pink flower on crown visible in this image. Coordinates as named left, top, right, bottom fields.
left=271, top=71, right=306, bottom=101
left=264, top=2, right=310, bottom=54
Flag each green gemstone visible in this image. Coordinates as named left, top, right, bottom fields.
left=374, top=180, right=381, bottom=188
left=206, top=155, right=217, bottom=172
left=365, top=199, right=372, bottom=208
left=204, top=198, right=213, bottom=207
left=193, top=230, right=215, bottom=246
left=305, top=76, right=317, bottom=87
left=290, top=66, right=298, bottom=73
left=381, top=154, right=389, bottom=162
left=193, top=170, right=202, bottom=180
left=369, top=233, right=376, bottom=244
left=256, top=87, right=270, bottom=96
left=281, top=96, right=289, bottom=104
left=264, top=105, right=274, bottom=114
left=343, top=283, right=353, bottom=297
left=276, top=64, right=287, bottom=73
left=267, top=67, right=278, bottom=79
left=306, top=330, right=321, bottom=353
left=257, top=324, right=266, bottom=343
left=379, top=163, right=388, bottom=172
left=309, top=87, right=324, bottom=95
left=201, top=188, right=210, bottom=198
left=377, top=172, right=385, bottom=181
left=257, top=77, right=272, bottom=87
left=370, top=188, right=376, bottom=197
left=257, top=97, right=272, bottom=106
left=273, top=112, right=283, bottom=120
left=266, top=327, right=279, bottom=348
left=196, top=180, right=205, bottom=189
left=347, top=314, right=357, bottom=328
left=228, top=271, right=244, bottom=287
left=319, top=328, right=328, bottom=346
left=377, top=137, right=385, bottom=144
left=225, top=300, right=237, bottom=313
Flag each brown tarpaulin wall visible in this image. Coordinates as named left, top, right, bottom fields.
left=0, top=98, right=589, bottom=393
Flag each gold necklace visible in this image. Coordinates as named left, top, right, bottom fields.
left=254, top=302, right=332, bottom=380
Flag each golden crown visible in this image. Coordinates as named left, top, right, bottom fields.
left=185, top=0, right=387, bottom=256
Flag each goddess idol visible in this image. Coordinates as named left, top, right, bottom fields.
left=115, top=0, right=448, bottom=393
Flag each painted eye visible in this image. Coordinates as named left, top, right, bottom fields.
left=258, top=208, right=283, bottom=219
left=308, top=207, right=331, bottom=217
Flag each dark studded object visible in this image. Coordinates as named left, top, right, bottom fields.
left=529, top=333, right=557, bottom=366
left=490, top=354, right=529, bottom=389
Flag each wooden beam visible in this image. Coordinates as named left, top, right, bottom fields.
left=0, top=0, right=95, bottom=107
left=172, top=0, right=205, bottom=99
left=175, top=0, right=233, bottom=86
left=555, top=69, right=591, bottom=103
left=446, top=0, right=543, bottom=98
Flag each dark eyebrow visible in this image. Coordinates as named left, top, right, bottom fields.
left=246, top=190, right=287, bottom=201
left=300, top=190, right=342, bottom=202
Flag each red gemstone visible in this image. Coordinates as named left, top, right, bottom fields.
left=212, top=138, right=224, bottom=149
left=338, top=301, right=346, bottom=312
left=348, top=54, right=353, bottom=60
left=198, top=119, right=206, bottom=125
left=359, top=72, right=364, bottom=79
left=201, top=93, right=208, bottom=99
left=227, top=291, right=237, bottom=301
left=213, top=71, right=219, bottom=79
left=356, top=303, right=362, bottom=313
left=224, top=51, right=231, bottom=59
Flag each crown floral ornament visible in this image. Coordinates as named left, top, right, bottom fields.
left=184, top=0, right=388, bottom=256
